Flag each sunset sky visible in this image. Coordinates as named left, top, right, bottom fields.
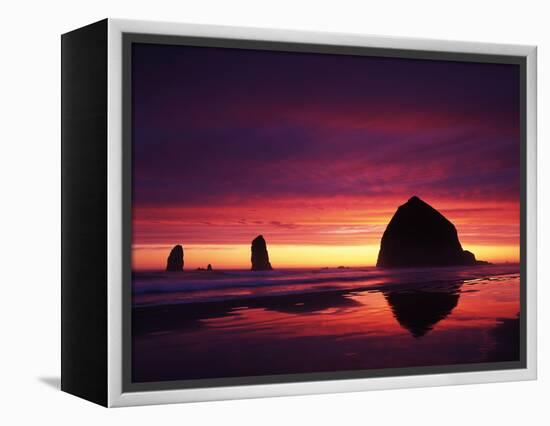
left=131, top=42, right=520, bottom=270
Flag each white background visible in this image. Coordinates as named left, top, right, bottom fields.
left=0, top=0, right=547, bottom=424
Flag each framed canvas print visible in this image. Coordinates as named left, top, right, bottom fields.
left=61, top=18, right=537, bottom=407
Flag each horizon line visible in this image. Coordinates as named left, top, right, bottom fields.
left=132, top=261, right=521, bottom=273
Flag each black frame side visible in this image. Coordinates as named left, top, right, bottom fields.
left=61, top=19, right=108, bottom=407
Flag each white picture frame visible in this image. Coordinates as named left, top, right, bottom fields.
left=61, top=18, right=537, bottom=407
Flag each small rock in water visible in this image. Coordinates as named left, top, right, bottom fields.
left=251, top=235, right=273, bottom=271
left=166, top=245, right=184, bottom=271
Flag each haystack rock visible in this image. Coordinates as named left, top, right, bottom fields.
left=251, top=235, right=273, bottom=271
left=207, top=264, right=213, bottom=271
left=376, top=196, right=483, bottom=268
left=166, top=245, right=184, bottom=271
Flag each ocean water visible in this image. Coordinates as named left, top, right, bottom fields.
left=132, top=264, right=520, bottom=383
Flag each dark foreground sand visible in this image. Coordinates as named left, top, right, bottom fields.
left=132, top=270, right=520, bottom=383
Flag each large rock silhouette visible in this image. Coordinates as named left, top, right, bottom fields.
left=166, top=245, right=184, bottom=271
left=251, top=235, right=273, bottom=271
left=377, top=196, right=481, bottom=268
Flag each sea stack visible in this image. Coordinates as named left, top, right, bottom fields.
left=376, top=196, right=482, bottom=268
left=251, top=235, right=273, bottom=271
left=166, top=245, right=184, bottom=271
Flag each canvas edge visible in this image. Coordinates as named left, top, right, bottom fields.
left=106, top=18, right=537, bottom=407
left=525, top=46, right=537, bottom=381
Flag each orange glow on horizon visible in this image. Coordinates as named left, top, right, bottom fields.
left=132, top=194, right=520, bottom=271
left=132, top=242, right=519, bottom=271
